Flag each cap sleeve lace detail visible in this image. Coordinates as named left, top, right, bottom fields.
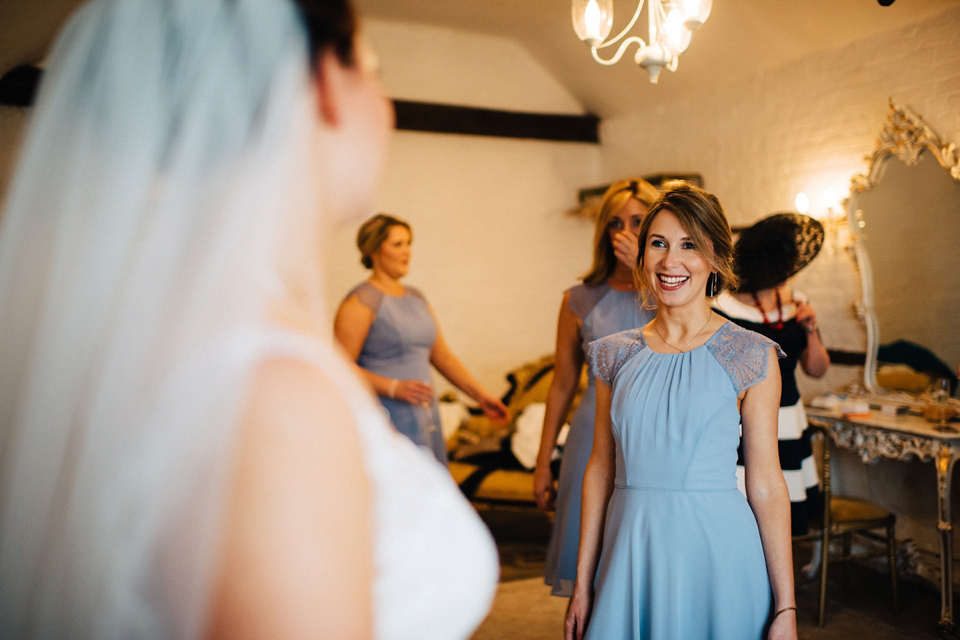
left=348, top=281, right=384, bottom=311
left=708, top=322, right=786, bottom=394
left=587, top=329, right=646, bottom=386
left=405, top=285, right=427, bottom=303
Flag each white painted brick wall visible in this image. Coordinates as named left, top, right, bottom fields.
left=603, top=6, right=960, bottom=401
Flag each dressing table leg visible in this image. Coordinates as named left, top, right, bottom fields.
left=936, top=444, right=957, bottom=629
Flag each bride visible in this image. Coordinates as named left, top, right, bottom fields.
left=0, top=1, right=497, bottom=638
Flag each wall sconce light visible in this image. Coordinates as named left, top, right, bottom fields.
left=795, top=188, right=850, bottom=253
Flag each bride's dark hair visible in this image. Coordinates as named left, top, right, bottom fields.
left=295, top=0, right=358, bottom=67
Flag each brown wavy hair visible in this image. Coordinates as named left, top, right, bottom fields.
left=295, top=0, right=357, bottom=68
left=633, top=181, right=737, bottom=307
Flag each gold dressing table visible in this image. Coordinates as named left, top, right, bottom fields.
left=805, top=403, right=960, bottom=629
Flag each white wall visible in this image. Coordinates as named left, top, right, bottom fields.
left=601, top=6, right=960, bottom=402
left=364, top=20, right=585, bottom=113
left=325, top=20, right=602, bottom=397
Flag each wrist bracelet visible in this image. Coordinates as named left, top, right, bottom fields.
left=773, top=605, right=796, bottom=619
left=805, top=322, right=819, bottom=334
left=388, top=379, right=398, bottom=398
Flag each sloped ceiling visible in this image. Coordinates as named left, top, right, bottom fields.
left=2, top=0, right=959, bottom=118
left=356, top=0, right=960, bottom=118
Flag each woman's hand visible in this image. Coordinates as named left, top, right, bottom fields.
left=611, top=230, right=639, bottom=268
left=391, top=379, right=434, bottom=406
left=794, top=299, right=818, bottom=334
left=767, top=607, right=798, bottom=640
left=477, top=392, right=510, bottom=423
left=795, top=297, right=830, bottom=377
left=532, top=462, right=556, bottom=510
left=564, top=588, right=593, bottom=640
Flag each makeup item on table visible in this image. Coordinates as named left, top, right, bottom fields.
left=841, top=399, right=871, bottom=419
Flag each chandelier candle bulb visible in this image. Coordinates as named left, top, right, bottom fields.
left=573, top=0, right=613, bottom=46
left=664, top=8, right=692, bottom=54
left=680, top=0, right=712, bottom=29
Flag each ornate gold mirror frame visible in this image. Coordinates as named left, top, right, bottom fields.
left=848, top=100, right=960, bottom=392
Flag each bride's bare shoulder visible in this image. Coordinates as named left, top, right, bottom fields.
left=208, top=355, right=374, bottom=640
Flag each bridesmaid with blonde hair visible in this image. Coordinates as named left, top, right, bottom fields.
left=534, top=178, right=659, bottom=597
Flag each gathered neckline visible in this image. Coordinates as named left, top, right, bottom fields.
left=640, top=320, right=731, bottom=356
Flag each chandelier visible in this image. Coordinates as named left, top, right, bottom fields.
left=571, top=0, right=712, bottom=83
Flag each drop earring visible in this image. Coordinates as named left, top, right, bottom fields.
left=706, top=273, right=718, bottom=297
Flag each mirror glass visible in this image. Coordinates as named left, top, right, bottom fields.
left=848, top=105, right=960, bottom=391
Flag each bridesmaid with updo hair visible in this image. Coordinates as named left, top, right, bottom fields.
left=335, top=213, right=509, bottom=464
left=356, top=213, right=410, bottom=268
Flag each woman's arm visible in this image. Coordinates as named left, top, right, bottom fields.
left=428, top=309, right=509, bottom=422
left=565, top=378, right=616, bottom=640
left=794, top=299, right=830, bottom=379
left=207, top=357, right=373, bottom=640
left=334, top=294, right=432, bottom=406
left=740, top=347, right=798, bottom=640
left=533, top=291, right=585, bottom=509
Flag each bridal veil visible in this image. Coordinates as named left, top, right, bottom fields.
left=0, top=1, right=321, bottom=636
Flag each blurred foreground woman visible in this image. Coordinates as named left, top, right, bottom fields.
left=0, top=1, right=496, bottom=638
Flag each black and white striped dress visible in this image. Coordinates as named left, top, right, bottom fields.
left=713, top=291, right=822, bottom=536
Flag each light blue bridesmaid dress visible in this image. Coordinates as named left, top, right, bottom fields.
left=544, top=282, right=655, bottom=596
left=348, top=281, right=446, bottom=465
left=583, top=322, right=784, bottom=639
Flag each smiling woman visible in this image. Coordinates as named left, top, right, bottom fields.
left=564, top=181, right=797, bottom=640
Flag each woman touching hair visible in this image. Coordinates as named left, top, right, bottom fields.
left=335, top=213, right=509, bottom=465
left=534, top=178, right=659, bottom=597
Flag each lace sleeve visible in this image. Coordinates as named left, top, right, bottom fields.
left=708, top=323, right=786, bottom=394
left=348, top=282, right=384, bottom=311
left=587, top=329, right=645, bottom=386
left=405, top=285, right=428, bottom=303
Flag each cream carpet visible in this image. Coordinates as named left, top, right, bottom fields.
left=471, top=577, right=566, bottom=640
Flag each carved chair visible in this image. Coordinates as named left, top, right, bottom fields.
left=803, top=424, right=898, bottom=626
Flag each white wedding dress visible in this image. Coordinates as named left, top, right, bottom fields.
left=267, top=329, right=499, bottom=640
